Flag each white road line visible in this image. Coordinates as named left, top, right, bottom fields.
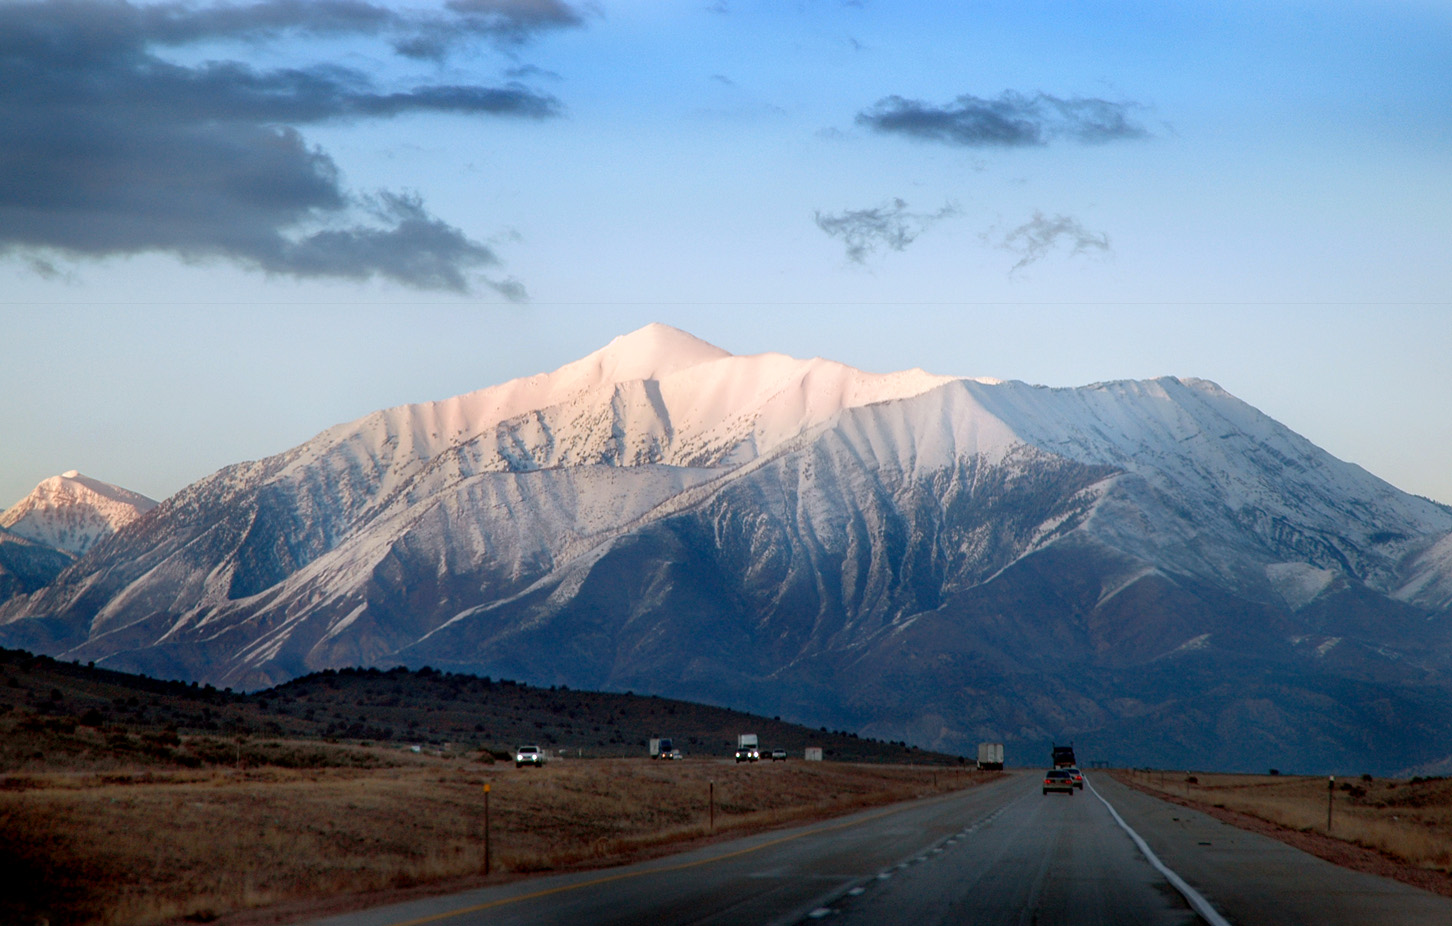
left=1086, top=779, right=1232, bottom=926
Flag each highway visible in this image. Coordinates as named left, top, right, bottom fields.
left=297, top=771, right=1452, bottom=926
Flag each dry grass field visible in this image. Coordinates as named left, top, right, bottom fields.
left=2, top=746, right=992, bottom=926
left=1120, top=769, right=1452, bottom=893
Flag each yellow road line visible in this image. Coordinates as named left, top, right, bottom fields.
left=380, top=798, right=932, bottom=926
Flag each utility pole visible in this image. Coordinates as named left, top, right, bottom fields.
left=709, top=780, right=715, bottom=833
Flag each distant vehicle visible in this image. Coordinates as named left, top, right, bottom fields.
left=515, top=745, right=545, bottom=768
left=769, top=749, right=787, bottom=761
left=735, top=744, right=760, bottom=762
left=1042, top=769, right=1075, bottom=795
left=976, top=742, right=1004, bottom=770
left=662, top=748, right=683, bottom=760
left=738, top=733, right=758, bottom=750
left=1065, top=767, right=1084, bottom=789
left=1052, top=743, right=1076, bottom=768
left=650, top=737, right=675, bottom=759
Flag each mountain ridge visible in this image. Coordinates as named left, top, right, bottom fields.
left=2, top=325, right=1450, bottom=773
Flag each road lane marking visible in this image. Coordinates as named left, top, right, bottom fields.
left=1086, top=779, right=1232, bottom=926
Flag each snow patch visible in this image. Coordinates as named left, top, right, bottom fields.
left=1266, top=562, right=1338, bottom=611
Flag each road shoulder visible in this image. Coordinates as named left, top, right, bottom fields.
left=1093, top=773, right=1452, bottom=926
left=1111, top=772, right=1452, bottom=900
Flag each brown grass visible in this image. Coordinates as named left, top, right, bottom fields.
left=1, top=748, right=993, bottom=926
left=1119, top=769, right=1452, bottom=883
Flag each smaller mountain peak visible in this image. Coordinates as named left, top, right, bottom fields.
left=1, top=472, right=158, bottom=556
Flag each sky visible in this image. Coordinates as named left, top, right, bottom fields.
left=1, top=0, right=1450, bottom=509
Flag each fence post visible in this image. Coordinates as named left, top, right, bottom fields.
left=483, top=783, right=492, bottom=875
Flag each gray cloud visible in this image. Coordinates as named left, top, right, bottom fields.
left=857, top=91, right=1147, bottom=147
left=394, top=0, right=585, bottom=59
left=814, top=198, right=958, bottom=263
left=997, top=212, right=1111, bottom=271
left=0, top=0, right=581, bottom=295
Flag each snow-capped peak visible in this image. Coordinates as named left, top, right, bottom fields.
left=292, top=324, right=955, bottom=481
left=0, top=471, right=157, bottom=556
left=565, top=323, right=732, bottom=387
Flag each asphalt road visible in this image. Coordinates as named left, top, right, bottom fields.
left=296, top=771, right=1452, bottom=926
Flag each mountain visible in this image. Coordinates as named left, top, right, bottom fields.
left=3, top=325, right=1451, bottom=774
left=0, top=470, right=158, bottom=557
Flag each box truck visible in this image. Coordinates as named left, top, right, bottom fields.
left=976, top=742, right=1004, bottom=770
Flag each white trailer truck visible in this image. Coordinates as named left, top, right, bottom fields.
left=976, top=742, right=1004, bottom=770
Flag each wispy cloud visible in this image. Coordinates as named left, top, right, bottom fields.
left=857, top=91, right=1147, bottom=147
left=996, top=212, right=1111, bottom=271
left=0, top=0, right=582, bottom=296
left=814, top=199, right=958, bottom=263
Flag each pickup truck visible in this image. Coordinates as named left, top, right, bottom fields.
left=515, top=744, right=545, bottom=768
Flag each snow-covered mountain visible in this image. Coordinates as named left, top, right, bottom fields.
left=0, top=470, right=157, bottom=557
left=3, top=325, right=1451, bottom=773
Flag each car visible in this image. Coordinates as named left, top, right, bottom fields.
left=735, top=745, right=760, bottom=762
left=1065, top=767, right=1084, bottom=789
left=769, top=749, right=787, bottom=761
left=1043, top=769, right=1075, bottom=795
left=515, top=744, right=545, bottom=768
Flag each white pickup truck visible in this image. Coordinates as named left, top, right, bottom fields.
left=515, top=744, right=545, bottom=768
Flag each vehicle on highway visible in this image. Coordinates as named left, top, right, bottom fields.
left=515, top=744, right=545, bottom=768
left=976, top=741, right=1004, bottom=770
left=769, top=749, right=787, bottom=761
left=735, top=744, right=760, bottom=762
left=1042, top=769, right=1075, bottom=795
left=1065, top=767, right=1084, bottom=789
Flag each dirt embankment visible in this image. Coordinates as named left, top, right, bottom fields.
left=2, top=754, right=996, bottom=926
left=1114, top=769, right=1452, bottom=899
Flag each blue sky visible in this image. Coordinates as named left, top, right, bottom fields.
left=2, top=0, right=1450, bottom=508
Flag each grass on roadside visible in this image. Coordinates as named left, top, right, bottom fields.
left=1122, top=769, right=1452, bottom=874
left=2, top=751, right=993, bottom=926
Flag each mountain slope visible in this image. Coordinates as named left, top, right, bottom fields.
left=2, top=325, right=1451, bottom=773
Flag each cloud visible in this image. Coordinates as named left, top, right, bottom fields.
left=996, top=212, right=1111, bottom=271
left=394, top=0, right=586, bottom=59
left=857, top=91, right=1147, bottom=147
left=814, top=199, right=958, bottom=263
left=0, top=0, right=580, bottom=294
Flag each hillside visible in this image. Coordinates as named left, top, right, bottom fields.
left=0, top=647, right=955, bottom=771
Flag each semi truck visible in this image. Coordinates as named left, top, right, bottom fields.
left=1052, top=743, right=1076, bottom=768
left=976, top=742, right=1004, bottom=770
left=735, top=733, right=759, bottom=762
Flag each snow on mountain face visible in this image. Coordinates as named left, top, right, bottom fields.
left=0, top=471, right=157, bottom=556
left=286, top=322, right=955, bottom=488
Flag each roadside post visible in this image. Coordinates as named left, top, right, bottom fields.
left=1327, top=775, right=1335, bottom=833
left=483, top=782, right=492, bottom=875
left=709, top=780, right=715, bottom=832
